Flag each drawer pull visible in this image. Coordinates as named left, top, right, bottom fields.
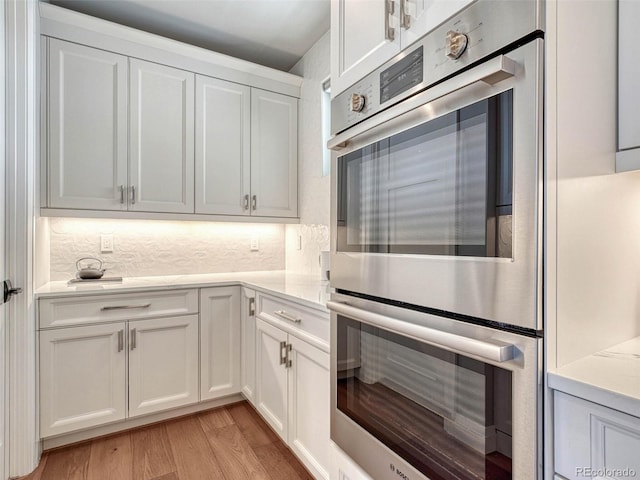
left=130, top=328, right=137, bottom=350
left=274, top=310, right=302, bottom=323
left=249, top=297, right=256, bottom=317
left=101, top=303, right=151, bottom=311
left=117, top=329, right=124, bottom=352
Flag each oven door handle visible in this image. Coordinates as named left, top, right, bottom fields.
left=328, top=54, right=517, bottom=151
left=327, top=301, right=514, bottom=363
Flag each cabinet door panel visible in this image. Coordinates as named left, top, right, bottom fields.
left=251, top=89, right=298, bottom=218
left=128, top=315, right=199, bottom=417
left=195, top=76, right=251, bottom=215
left=241, top=288, right=257, bottom=405
left=200, top=286, right=241, bottom=400
left=129, top=59, right=195, bottom=213
left=288, top=337, right=330, bottom=479
left=256, top=318, right=288, bottom=440
left=48, top=39, right=128, bottom=210
left=40, top=323, right=126, bottom=437
left=331, top=0, right=401, bottom=96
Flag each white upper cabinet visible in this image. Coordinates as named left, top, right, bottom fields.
left=195, top=76, right=251, bottom=216
left=129, top=59, right=195, bottom=213
left=251, top=89, right=298, bottom=218
left=48, top=39, right=128, bottom=210
left=331, top=0, right=474, bottom=96
left=331, top=0, right=400, bottom=97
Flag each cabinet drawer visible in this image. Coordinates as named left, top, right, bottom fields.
left=39, top=289, right=199, bottom=329
left=256, top=293, right=328, bottom=347
left=554, top=391, right=640, bottom=480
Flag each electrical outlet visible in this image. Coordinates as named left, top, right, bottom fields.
left=250, top=236, right=259, bottom=251
left=100, top=234, right=114, bottom=253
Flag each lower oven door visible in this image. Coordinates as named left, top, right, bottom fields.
left=329, top=293, right=542, bottom=480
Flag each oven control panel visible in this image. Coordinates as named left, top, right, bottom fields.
left=330, top=0, right=541, bottom=136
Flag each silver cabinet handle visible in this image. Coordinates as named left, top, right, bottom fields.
left=119, top=185, right=125, bottom=204
left=274, top=310, right=302, bottom=323
left=279, top=340, right=287, bottom=365
left=385, top=0, right=396, bottom=41
left=130, top=328, right=137, bottom=350
left=251, top=195, right=257, bottom=211
left=400, top=0, right=411, bottom=29
left=286, top=343, right=292, bottom=368
left=249, top=297, right=256, bottom=317
left=117, top=329, right=124, bottom=352
left=243, top=194, right=250, bottom=211
left=101, top=303, right=151, bottom=311
left=130, top=185, right=136, bottom=204
left=327, top=301, right=515, bottom=363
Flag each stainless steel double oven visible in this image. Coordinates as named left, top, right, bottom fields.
left=328, top=1, right=544, bottom=479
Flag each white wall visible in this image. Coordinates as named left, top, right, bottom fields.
left=286, top=32, right=330, bottom=276
left=547, top=0, right=640, bottom=368
left=48, top=217, right=285, bottom=281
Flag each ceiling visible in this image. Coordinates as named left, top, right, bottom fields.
left=45, top=0, right=330, bottom=71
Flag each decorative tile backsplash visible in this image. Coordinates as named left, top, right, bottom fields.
left=49, top=217, right=285, bottom=281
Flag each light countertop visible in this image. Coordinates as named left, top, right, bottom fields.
left=548, top=336, right=640, bottom=417
left=35, top=270, right=331, bottom=312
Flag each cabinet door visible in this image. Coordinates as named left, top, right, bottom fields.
left=241, top=287, right=257, bottom=405
left=250, top=89, right=298, bottom=218
left=40, top=323, right=126, bottom=437
left=128, top=315, right=199, bottom=417
left=619, top=0, right=640, bottom=151
left=48, top=39, right=128, bottom=210
left=400, top=0, right=474, bottom=48
left=255, top=318, right=288, bottom=440
left=200, top=286, right=241, bottom=401
left=129, top=59, right=195, bottom=213
left=330, top=0, right=400, bottom=96
left=195, top=75, right=251, bottom=215
left=288, top=337, right=330, bottom=480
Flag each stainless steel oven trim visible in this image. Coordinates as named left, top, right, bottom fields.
left=329, top=39, right=544, bottom=331
left=329, top=291, right=543, bottom=480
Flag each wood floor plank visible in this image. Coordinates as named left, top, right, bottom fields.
left=165, top=415, right=226, bottom=480
left=130, top=423, right=177, bottom=480
left=40, top=442, right=91, bottom=480
left=252, top=443, right=314, bottom=480
left=227, top=402, right=278, bottom=448
left=197, top=406, right=235, bottom=430
left=150, top=473, right=179, bottom=480
left=200, top=422, right=271, bottom=480
left=87, top=432, right=133, bottom=480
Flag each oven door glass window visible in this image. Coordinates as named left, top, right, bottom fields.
left=337, top=315, right=513, bottom=480
left=337, top=90, right=513, bottom=257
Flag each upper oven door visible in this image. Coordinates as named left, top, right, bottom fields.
left=329, top=39, right=543, bottom=331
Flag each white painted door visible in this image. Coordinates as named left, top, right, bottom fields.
left=195, top=75, right=251, bottom=215
left=250, top=89, right=298, bottom=218
left=255, top=318, right=288, bottom=440
left=48, top=39, right=128, bottom=210
left=400, top=0, right=475, bottom=48
left=128, top=315, right=199, bottom=417
left=39, top=323, right=127, bottom=437
left=129, top=59, right=195, bottom=213
left=241, top=287, right=256, bottom=405
left=0, top=10, right=6, bottom=470
left=200, top=286, right=241, bottom=401
left=330, top=0, right=401, bottom=96
left=288, top=337, right=330, bottom=480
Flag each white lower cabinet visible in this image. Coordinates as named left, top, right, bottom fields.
left=39, top=290, right=201, bottom=438
left=554, top=391, right=640, bottom=480
left=39, top=323, right=127, bottom=437
left=200, top=286, right=241, bottom=400
left=330, top=443, right=374, bottom=480
left=256, top=310, right=330, bottom=480
left=128, top=315, right=199, bottom=417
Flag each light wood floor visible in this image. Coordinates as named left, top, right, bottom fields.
left=20, top=401, right=314, bottom=480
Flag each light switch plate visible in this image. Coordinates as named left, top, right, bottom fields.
left=250, top=236, right=259, bottom=251
left=100, top=234, right=114, bottom=253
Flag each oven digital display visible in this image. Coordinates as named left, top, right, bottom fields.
left=380, top=46, right=424, bottom=104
